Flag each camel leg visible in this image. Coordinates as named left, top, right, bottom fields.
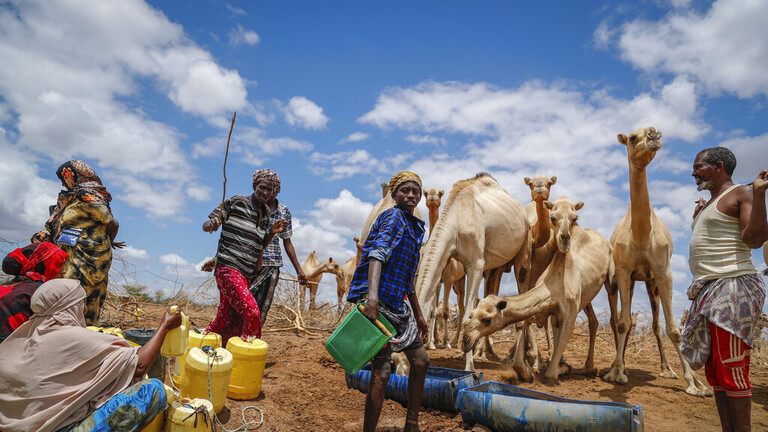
left=439, top=281, right=452, bottom=348
left=645, top=279, right=677, bottom=379
left=604, top=268, right=634, bottom=385
left=309, top=284, right=318, bottom=310
left=451, top=277, right=466, bottom=349
left=544, top=305, right=577, bottom=381
left=462, top=264, right=485, bottom=372
left=583, top=303, right=598, bottom=376
left=509, top=322, right=534, bottom=382
left=657, top=271, right=712, bottom=397
left=427, top=292, right=439, bottom=350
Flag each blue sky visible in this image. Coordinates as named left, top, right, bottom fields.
left=0, top=0, right=766, bottom=317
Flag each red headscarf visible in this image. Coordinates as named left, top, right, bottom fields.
left=4, top=242, right=68, bottom=282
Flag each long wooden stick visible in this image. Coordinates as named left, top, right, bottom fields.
left=219, top=112, right=237, bottom=221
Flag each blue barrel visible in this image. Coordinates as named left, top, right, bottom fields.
left=457, top=381, right=644, bottom=432
left=345, top=365, right=483, bottom=413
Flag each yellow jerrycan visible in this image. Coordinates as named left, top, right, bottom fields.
left=161, top=306, right=189, bottom=357
left=226, top=337, right=268, bottom=400
left=180, top=346, right=233, bottom=413
left=142, top=383, right=175, bottom=432
left=172, top=329, right=222, bottom=387
left=165, top=399, right=214, bottom=432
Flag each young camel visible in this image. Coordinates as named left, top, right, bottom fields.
left=604, top=127, right=710, bottom=397
left=334, top=238, right=360, bottom=313
left=415, top=173, right=530, bottom=372
left=299, top=251, right=342, bottom=310
left=463, top=197, right=610, bottom=381
left=424, top=187, right=467, bottom=350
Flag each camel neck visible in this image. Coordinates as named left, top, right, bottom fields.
left=628, top=165, right=652, bottom=243
left=533, top=200, right=551, bottom=247
left=428, top=207, right=439, bottom=239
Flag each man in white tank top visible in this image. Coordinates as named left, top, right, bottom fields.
left=681, top=146, right=768, bottom=432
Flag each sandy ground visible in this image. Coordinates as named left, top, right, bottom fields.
left=103, top=298, right=768, bottom=432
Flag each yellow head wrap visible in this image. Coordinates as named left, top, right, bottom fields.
left=389, top=171, right=422, bottom=194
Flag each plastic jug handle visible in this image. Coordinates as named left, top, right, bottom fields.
left=357, top=304, right=392, bottom=337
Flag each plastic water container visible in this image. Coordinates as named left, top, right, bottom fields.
left=161, top=306, right=189, bottom=357
left=172, top=329, right=222, bottom=387
left=226, top=337, right=268, bottom=400
left=166, top=399, right=214, bottom=432
left=142, top=383, right=175, bottom=432
left=86, top=326, right=126, bottom=339
left=124, top=329, right=166, bottom=380
left=325, top=304, right=395, bottom=374
left=180, top=346, right=233, bottom=413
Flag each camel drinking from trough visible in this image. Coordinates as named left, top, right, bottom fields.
left=463, top=196, right=611, bottom=381
left=415, top=173, right=530, bottom=372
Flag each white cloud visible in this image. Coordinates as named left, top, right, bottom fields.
left=0, top=0, right=251, bottom=223
left=592, top=20, right=614, bottom=50
left=339, top=132, right=369, bottom=144
left=309, top=149, right=388, bottom=180
left=405, top=134, right=445, bottom=146
left=225, top=3, right=246, bottom=16
left=229, top=24, right=260, bottom=46
left=283, top=96, right=328, bottom=129
left=117, top=246, right=150, bottom=260
left=307, top=190, right=375, bottom=238
left=614, top=0, right=768, bottom=98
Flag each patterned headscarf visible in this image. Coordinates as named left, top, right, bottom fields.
left=2, top=242, right=69, bottom=282
left=252, top=168, right=279, bottom=192
left=39, top=160, right=112, bottom=240
left=389, top=171, right=422, bottom=194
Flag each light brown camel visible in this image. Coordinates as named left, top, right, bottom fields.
left=604, top=127, right=710, bottom=396
left=524, top=175, right=557, bottom=249
left=334, top=245, right=358, bottom=313
left=415, top=173, right=530, bottom=371
left=424, top=187, right=468, bottom=350
left=464, top=197, right=610, bottom=381
left=299, top=251, right=342, bottom=310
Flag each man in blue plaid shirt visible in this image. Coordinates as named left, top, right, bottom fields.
left=250, top=170, right=307, bottom=325
left=347, top=171, right=429, bottom=432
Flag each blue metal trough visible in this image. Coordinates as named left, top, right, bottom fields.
left=458, top=381, right=644, bottom=432
left=345, top=365, right=483, bottom=414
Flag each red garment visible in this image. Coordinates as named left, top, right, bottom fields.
left=6, top=242, right=68, bottom=281
left=705, top=322, right=752, bottom=398
left=207, top=265, right=262, bottom=346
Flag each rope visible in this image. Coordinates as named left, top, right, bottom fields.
left=204, top=347, right=264, bottom=431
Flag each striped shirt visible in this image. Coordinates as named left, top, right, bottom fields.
left=261, top=200, right=293, bottom=267
left=347, top=207, right=425, bottom=312
left=208, top=195, right=271, bottom=279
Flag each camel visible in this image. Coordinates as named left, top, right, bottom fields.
left=463, top=196, right=610, bottom=381
left=604, top=127, right=710, bottom=397
left=524, top=175, right=557, bottom=249
left=299, top=251, right=342, bottom=310
left=423, top=187, right=468, bottom=350
left=414, top=173, right=530, bottom=372
left=334, top=246, right=358, bottom=314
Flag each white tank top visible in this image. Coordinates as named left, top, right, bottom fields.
left=689, top=184, right=757, bottom=281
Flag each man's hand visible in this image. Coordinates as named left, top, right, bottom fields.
left=693, top=197, right=707, bottom=219
left=416, top=315, right=429, bottom=344
left=201, top=258, right=216, bottom=272
left=753, top=169, right=768, bottom=193
left=271, top=219, right=287, bottom=235
left=362, top=299, right=379, bottom=321
left=297, top=270, right=308, bottom=285
left=206, top=217, right=222, bottom=231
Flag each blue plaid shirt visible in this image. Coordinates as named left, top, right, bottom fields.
left=261, top=200, right=292, bottom=267
left=347, top=207, right=425, bottom=312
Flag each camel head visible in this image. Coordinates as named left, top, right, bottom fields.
left=326, top=257, right=343, bottom=276
left=524, top=175, right=557, bottom=202
left=424, top=187, right=444, bottom=210
left=544, top=196, right=584, bottom=253
left=618, top=126, right=663, bottom=169
left=462, top=294, right=508, bottom=353
left=380, top=182, right=390, bottom=198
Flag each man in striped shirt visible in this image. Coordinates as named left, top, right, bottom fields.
left=202, top=170, right=286, bottom=345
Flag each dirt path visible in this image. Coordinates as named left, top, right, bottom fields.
left=108, top=302, right=768, bottom=431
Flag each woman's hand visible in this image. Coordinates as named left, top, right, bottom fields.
left=160, top=307, right=183, bottom=331
left=111, top=241, right=126, bottom=249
